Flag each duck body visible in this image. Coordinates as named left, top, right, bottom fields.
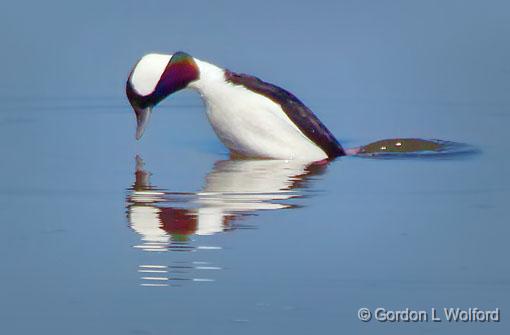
left=127, top=52, right=469, bottom=167
left=127, top=52, right=345, bottom=161
left=190, top=60, right=343, bottom=160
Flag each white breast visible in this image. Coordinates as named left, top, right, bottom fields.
left=189, top=60, right=328, bottom=161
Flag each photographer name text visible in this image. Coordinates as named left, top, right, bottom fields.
left=357, top=307, right=500, bottom=323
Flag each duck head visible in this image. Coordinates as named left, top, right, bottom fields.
left=126, top=52, right=199, bottom=139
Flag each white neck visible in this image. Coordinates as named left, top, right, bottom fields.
left=188, top=59, right=226, bottom=94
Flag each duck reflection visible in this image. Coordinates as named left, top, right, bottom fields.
left=126, top=155, right=328, bottom=286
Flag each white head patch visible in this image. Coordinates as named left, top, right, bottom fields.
left=130, top=53, right=172, bottom=96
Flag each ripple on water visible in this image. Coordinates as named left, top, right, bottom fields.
left=125, top=155, right=328, bottom=287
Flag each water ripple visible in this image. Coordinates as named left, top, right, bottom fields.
left=126, top=155, right=328, bottom=287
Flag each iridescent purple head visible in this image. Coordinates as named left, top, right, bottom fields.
left=126, top=52, right=199, bottom=139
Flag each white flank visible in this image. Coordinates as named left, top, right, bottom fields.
left=189, top=59, right=328, bottom=161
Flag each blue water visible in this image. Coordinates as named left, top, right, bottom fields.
left=1, top=1, right=509, bottom=334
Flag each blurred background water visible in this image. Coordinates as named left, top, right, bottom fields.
left=0, top=0, right=509, bottom=334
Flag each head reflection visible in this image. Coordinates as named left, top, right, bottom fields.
left=126, top=155, right=328, bottom=286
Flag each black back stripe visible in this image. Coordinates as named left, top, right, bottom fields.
left=224, top=70, right=345, bottom=158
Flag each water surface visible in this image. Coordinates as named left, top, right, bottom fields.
left=1, top=1, right=509, bottom=334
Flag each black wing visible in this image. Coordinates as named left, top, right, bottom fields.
left=224, top=70, right=345, bottom=158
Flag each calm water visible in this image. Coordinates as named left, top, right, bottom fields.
left=1, top=1, right=509, bottom=334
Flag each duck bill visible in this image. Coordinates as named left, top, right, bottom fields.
left=135, top=107, right=152, bottom=140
